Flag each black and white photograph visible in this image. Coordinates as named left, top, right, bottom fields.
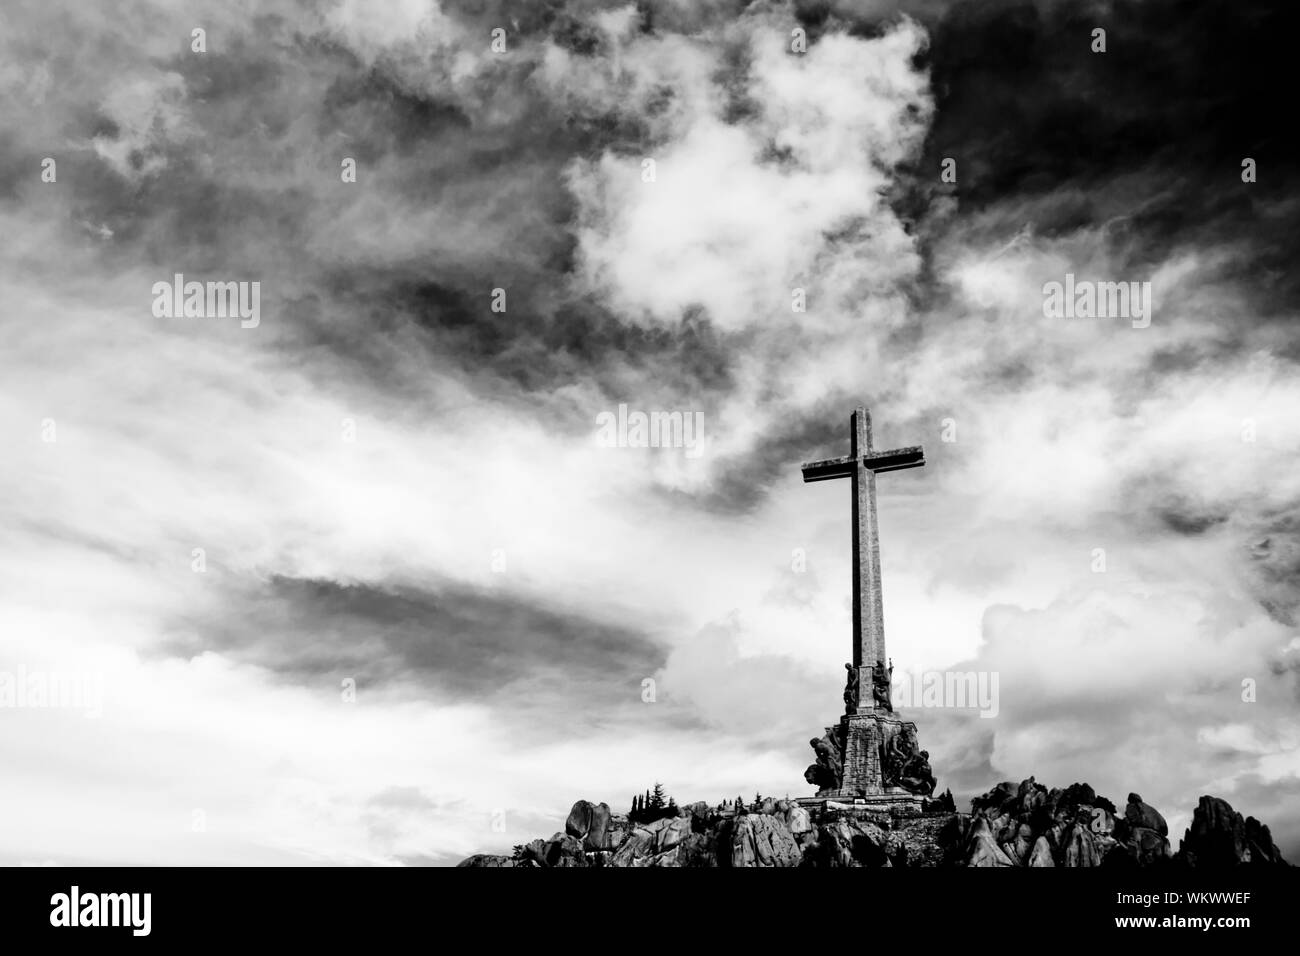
left=2, top=0, right=1297, bottom=939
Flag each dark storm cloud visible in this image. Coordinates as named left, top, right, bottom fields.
left=7, top=0, right=923, bottom=499
left=901, top=0, right=1300, bottom=309
left=280, top=270, right=739, bottom=416
left=158, top=574, right=667, bottom=706
left=18, top=0, right=759, bottom=433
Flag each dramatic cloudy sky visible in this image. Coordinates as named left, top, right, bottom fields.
left=1, top=0, right=1297, bottom=864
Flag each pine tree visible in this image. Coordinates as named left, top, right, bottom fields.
left=667, top=796, right=679, bottom=816
left=650, top=782, right=666, bottom=811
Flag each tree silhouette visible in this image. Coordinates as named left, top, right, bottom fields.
left=629, top=783, right=678, bottom=823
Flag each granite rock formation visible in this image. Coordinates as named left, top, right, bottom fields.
left=458, top=782, right=1291, bottom=868
left=1179, top=795, right=1289, bottom=867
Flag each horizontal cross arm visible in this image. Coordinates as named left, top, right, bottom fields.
left=801, top=456, right=855, bottom=482
left=863, top=446, right=925, bottom=473
left=801, top=446, right=925, bottom=482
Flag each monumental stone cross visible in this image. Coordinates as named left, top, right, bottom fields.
left=802, top=406, right=924, bottom=714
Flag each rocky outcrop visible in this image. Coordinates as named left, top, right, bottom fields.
left=457, top=853, right=518, bottom=867
left=610, top=815, right=691, bottom=866
left=951, top=776, right=1133, bottom=868
left=1179, top=795, right=1289, bottom=867
left=785, top=802, right=812, bottom=836
left=1028, top=835, right=1054, bottom=867
left=565, top=800, right=617, bottom=851
left=544, top=833, right=587, bottom=867
left=1108, top=792, right=1168, bottom=866
left=966, top=815, right=1016, bottom=867
left=729, top=812, right=802, bottom=866
left=800, top=815, right=888, bottom=866
left=1124, top=792, right=1167, bottom=835
left=460, top=787, right=1290, bottom=868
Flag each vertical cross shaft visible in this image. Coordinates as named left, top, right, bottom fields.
left=801, top=404, right=925, bottom=714
left=850, top=407, right=885, bottom=671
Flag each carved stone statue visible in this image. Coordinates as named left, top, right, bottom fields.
left=804, top=731, right=843, bottom=792
left=882, top=724, right=919, bottom=789
left=871, top=661, right=893, bottom=712
left=898, top=749, right=936, bottom=796
left=842, top=663, right=858, bottom=712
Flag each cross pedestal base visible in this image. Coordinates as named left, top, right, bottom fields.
left=795, top=792, right=926, bottom=818
left=842, top=711, right=912, bottom=794
left=807, top=710, right=930, bottom=812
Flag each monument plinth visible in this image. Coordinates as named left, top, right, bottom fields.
left=799, top=406, right=935, bottom=815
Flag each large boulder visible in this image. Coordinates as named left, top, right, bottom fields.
left=603, top=815, right=629, bottom=851
left=1028, top=835, right=1054, bottom=867
left=650, top=846, right=681, bottom=867
left=657, top=815, right=692, bottom=852
left=1004, top=822, right=1034, bottom=865
left=565, top=800, right=614, bottom=851
left=1016, top=777, right=1048, bottom=818
left=602, top=816, right=699, bottom=866
left=676, top=830, right=719, bottom=867
left=803, top=817, right=889, bottom=867
left=786, top=803, right=812, bottom=836
left=1091, top=807, right=1116, bottom=836
left=967, top=816, right=1016, bottom=867
left=729, top=812, right=801, bottom=867
left=1062, top=823, right=1101, bottom=867
left=1123, top=793, right=1167, bottom=836
left=611, top=819, right=670, bottom=867
left=517, top=838, right=549, bottom=866
left=544, top=832, right=588, bottom=867
left=610, top=827, right=652, bottom=866
left=1124, top=826, right=1170, bottom=866
left=1105, top=792, right=1170, bottom=866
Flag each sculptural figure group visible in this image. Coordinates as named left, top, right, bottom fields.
left=881, top=724, right=935, bottom=796
left=805, top=665, right=935, bottom=797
